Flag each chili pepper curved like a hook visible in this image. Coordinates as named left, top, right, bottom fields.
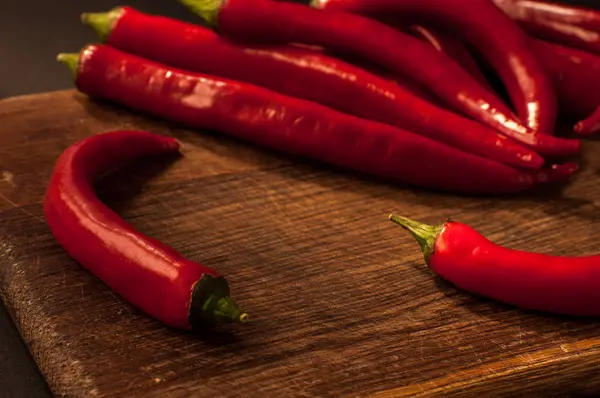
left=43, top=129, right=249, bottom=330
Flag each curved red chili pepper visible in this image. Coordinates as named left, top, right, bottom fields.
left=573, top=107, right=600, bottom=135
left=78, top=7, right=546, bottom=169
left=389, top=214, right=600, bottom=317
left=493, top=0, right=600, bottom=56
left=311, top=0, right=558, bottom=135
left=57, top=44, right=578, bottom=195
left=180, top=0, right=578, bottom=153
left=530, top=39, right=600, bottom=130
left=43, top=129, right=248, bottom=330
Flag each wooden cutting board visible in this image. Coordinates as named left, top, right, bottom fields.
left=2, top=90, right=600, bottom=398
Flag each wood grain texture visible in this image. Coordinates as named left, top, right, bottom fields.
left=2, top=90, right=600, bottom=398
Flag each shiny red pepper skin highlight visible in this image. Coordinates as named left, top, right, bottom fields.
left=389, top=215, right=600, bottom=317
left=43, top=130, right=248, bottom=330
left=57, top=44, right=578, bottom=195
left=493, top=0, right=600, bottom=57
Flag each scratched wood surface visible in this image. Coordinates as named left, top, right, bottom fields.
left=2, top=90, right=600, bottom=398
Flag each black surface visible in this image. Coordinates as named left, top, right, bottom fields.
left=0, top=0, right=599, bottom=397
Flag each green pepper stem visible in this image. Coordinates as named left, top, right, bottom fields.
left=188, top=274, right=249, bottom=329
left=212, top=296, right=249, bottom=323
left=388, top=214, right=444, bottom=264
left=81, top=8, right=123, bottom=42
left=56, top=53, right=80, bottom=78
left=179, top=0, right=224, bottom=27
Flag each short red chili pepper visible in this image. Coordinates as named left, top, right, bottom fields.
left=493, top=0, right=600, bottom=57
left=312, top=0, right=559, bottom=135
left=389, top=214, right=600, bottom=317
left=78, top=7, right=548, bottom=169
left=57, top=44, right=578, bottom=195
left=531, top=39, right=600, bottom=131
left=43, top=129, right=248, bottom=330
left=181, top=0, right=579, bottom=153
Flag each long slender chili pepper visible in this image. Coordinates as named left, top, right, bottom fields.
left=311, top=0, right=558, bottom=135
left=404, top=24, right=493, bottom=91
left=180, top=0, right=577, bottom=152
left=43, top=130, right=248, bottom=330
left=530, top=39, right=600, bottom=128
left=493, top=0, right=600, bottom=56
left=319, top=49, right=443, bottom=105
left=79, top=7, right=546, bottom=168
left=389, top=214, right=600, bottom=317
left=57, top=44, right=578, bottom=195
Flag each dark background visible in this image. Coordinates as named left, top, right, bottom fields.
left=0, top=0, right=598, bottom=396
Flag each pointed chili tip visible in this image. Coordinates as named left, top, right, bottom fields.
left=81, top=8, right=122, bottom=42
left=573, top=107, right=600, bottom=135
left=56, top=53, right=80, bottom=78
left=179, top=0, right=223, bottom=27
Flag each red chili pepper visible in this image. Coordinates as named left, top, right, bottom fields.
left=493, top=0, right=600, bottom=56
left=78, top=7, right=546, bottom=169
left=405, top=24, right=493, bottom=92
left=389, top=214, right=600, bottom=317
left=57, top=44, right=578, bottom=195
left=43, top=130, right=248, bottom=330
left=530, top=39, right=600, bottom=130
left=311, top=0, right=558, bottom=135
left=181, top=0, right=578, bottom=153
left=574, top=107, right=600, bottom=135
left=320, top=48, right=444, bottom=106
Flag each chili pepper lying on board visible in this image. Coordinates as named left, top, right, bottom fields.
left=389, top=214, right=600, bottom=317
left=43, top=130, right=248, bottom=330
left=79, top=7, right=545, bottom=169
left=311, top=0, right=558, bottom=135
left=180, top=0, right=577, bottom=153
left=531, top=39, right=600, bottom=133
left=493, top=0, right=600, bottom=57
left=57, top=44, right=578, bottom=195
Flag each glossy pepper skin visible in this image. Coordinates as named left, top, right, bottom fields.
left=312, top=0, right=558, bottom=135
left=58, top=44, right=578, bottom=195
left=85, top=6, right=439, bottom=106
left=531, top=39, right=600, bottom=128
left=43, top=130, right=248, bottom=330
left=493, top=0, right=600, bottom=56
left=79, top=7, right=547, bottom=169
left=389, top=215, right=600, bottom=317
left=181, top=0, right=579, bottom=155
left=404, top=24, right=493, bottom=92
left=574, top=107, right=600, bottom=135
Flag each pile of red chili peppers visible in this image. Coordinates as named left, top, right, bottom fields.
left=43, top=0, right=600, bottom=328
left=60, top=0, right=600, bottom=196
